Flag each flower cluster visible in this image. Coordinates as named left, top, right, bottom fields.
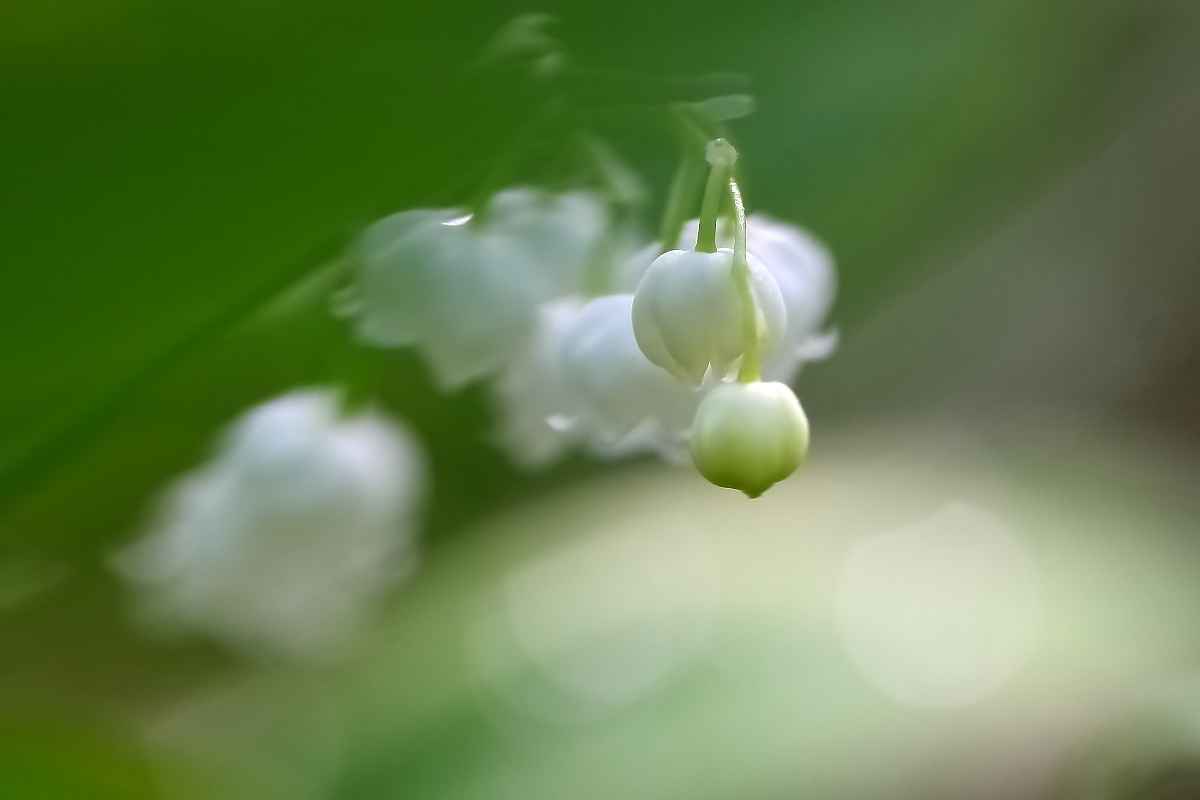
left=111, top=27, right=838, bottom=668
left=351, top=154, right=836, bottom=489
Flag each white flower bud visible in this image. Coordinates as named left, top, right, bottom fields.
left=631, top=248, right=786, bottom=385
left=113, top=390, right=425, bottom=662
left=678, top=215, right=837, bottom=383
left=689, top=381, right=809, bottom=498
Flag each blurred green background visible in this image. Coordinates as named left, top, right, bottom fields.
left=2, top=0, right=1199, bottom=798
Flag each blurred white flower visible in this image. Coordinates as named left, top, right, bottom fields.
left=632, top=248, right=786, bottom=385
left=490, top=297, right=584, bottom=469
left=114, top=390, right=425, bottom=663
left=354, top=189, right=607, bottom=391
left=487, top=188, right=608, bottom=294
left=559, top=294, right=702, bottom=461
left=678, top=215, right=837, bottom=382
left=492, top=294, right=705, bottom=468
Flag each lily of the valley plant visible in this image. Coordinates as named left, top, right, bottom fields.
left=115, top=22, right=837, bottom=666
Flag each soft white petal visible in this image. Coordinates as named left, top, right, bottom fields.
left=760, top=327, right=840, bottom=384
left=356, top=209, right=458, bottom=346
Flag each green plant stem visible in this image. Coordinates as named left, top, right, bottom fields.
left=696, top=160, right=730, bottom=253
left=729, top=176, right=761, bottom=383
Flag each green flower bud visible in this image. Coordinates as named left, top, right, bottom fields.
left=689, top=381, right=809, bottom=498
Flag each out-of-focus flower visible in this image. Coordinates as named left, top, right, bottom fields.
left=492, top=294, right=705, bottom=468
left=689, top=381, right=809, bottom=498
left=355, top=208, right=540, bottom=390
left=113, top=390, right=425, bottom=662
left=632, top=248, right=786, bottom=385
left=491, top=297, right=584, bottom=469
left=678, top=215, right=837, bottom=382
left=487, top=188, right=608, bottom=295
left=559, top=294, right=703, bottom=461
left=354, top=189, right=606, bottom=390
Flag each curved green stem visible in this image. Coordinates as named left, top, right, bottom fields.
left=728, top=176, right=761, bottom=383
left=695, top=162, right=726, bottom=252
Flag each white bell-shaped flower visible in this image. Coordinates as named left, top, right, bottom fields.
left=356, top=209, right=543, bottom=390
left=355, top=189, right=608, bottom=390
left=678, top=215, right=837, bottom=382
left=487, top=188, right=608, bottom=294
left=631, top=248, right=786, bottom=385
left=559, top=294, right=703, bottom=461
left=491, top=297, right=583, bottom=469
left=113, top=390, right=425, bottom=662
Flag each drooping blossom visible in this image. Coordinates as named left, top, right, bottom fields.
left=490, top=297, right=584, bottom=469
left=632, top=248, right=786, bottom=385
left=559, top=294, right=703, bottom=461
left=677, top=215, right=837, bottom=382
left=354, top=189, right=607, bottom=390
left=487, top=188, right=608, bottom=295
left=114, top=390, right=425, bottom=662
